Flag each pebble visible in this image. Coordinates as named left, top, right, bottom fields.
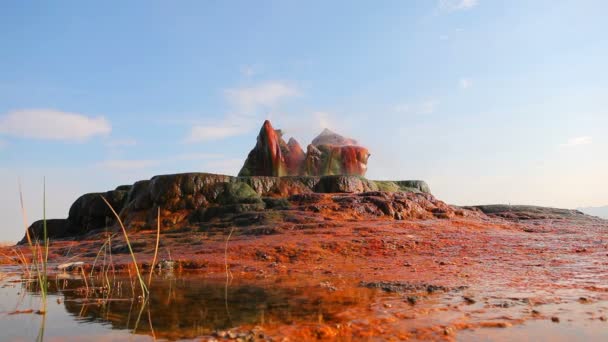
left=463, top=296, right=476, bottom=304
left=57, top=261, right=84, bottom=272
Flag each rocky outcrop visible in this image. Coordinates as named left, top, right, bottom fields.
left=466, top=205, right=598, bottom=221
left=238, top=121, right=370, bottom=177
left=68, top=187, right=131, bottom=232
left=18, top=219, right=71, bottom=244
left=20, top=172, right=436, bottom=242
left=18, top=185, right=132, bottom=244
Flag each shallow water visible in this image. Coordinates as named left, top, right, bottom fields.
left=2, top=268, right=608, bottom=341
left=0, top=271, right=386, bottom=341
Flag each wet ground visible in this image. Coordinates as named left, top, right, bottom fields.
left=1, top=211, right=607, bottom=340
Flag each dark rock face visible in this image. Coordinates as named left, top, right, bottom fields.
left=238, top=120, right=370, bottom=177
left=315, top=175, right=378, bottom=193
left=18, top=219, right=71, bottom=244
left=67, top=189, right=129, bottom=233
left=467, top=205, right=597, bottom=221
left=146, top=173, right=234, bottom=211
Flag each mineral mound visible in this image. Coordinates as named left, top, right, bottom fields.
left=238, top=120, right=370, bottom=177
left=20, top=120, right=434, bottom=243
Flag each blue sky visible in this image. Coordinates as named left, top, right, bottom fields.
left=1, top=0, right=607, bottom=241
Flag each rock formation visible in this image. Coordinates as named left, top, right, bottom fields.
left=19, top=120, right=434, bottom=244
left=19, top=172, right=432, bottom=243
left=238, top=121, right=370, bottom=177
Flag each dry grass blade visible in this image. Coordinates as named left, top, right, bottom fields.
left=100, top=195, right=148, bottom=297
left=225, top=226, right=235, bottom=281
left=18, top=182, right=34, bottom=250
left=18, top=179, right=48, bottom=313
left=148, top=207, right=161, bottom=287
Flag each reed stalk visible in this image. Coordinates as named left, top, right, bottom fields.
left=18, top=180, right=48, bottom=313
left=101, top=195, right=148, bottom=297
left=148, top=207, right=161, bottom=287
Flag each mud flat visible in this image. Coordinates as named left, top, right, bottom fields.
left=2, top=189, right=608, bottom=340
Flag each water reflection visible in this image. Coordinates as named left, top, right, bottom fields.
left=7, top=274, right=378, bottom=340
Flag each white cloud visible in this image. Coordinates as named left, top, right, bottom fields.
left=97, top=159, right=160, bottom=170
left=105, top=138, right=137, bottom=147
left=186, top=81, right=300, bottom=142
left=224, top=81, right=299, bottom=112
left=459, top=78, right=473, bottom=89
left=561, top=136, right=593, bottom=147
left=439, top=0, right=478, bottom=11
left=0, top=109, right=111, bottom=141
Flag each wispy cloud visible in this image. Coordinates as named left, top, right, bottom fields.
left=224, top=81, right=299, bottom=113
left=0, top=109, right=111, bottom=141
left=186, top=81, right=300, bottom=142
left=439, top=0, right=478, bottom=11
left=561, top=136, right=593, bottom=147
left=459, top=78, right=473, bottom=89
